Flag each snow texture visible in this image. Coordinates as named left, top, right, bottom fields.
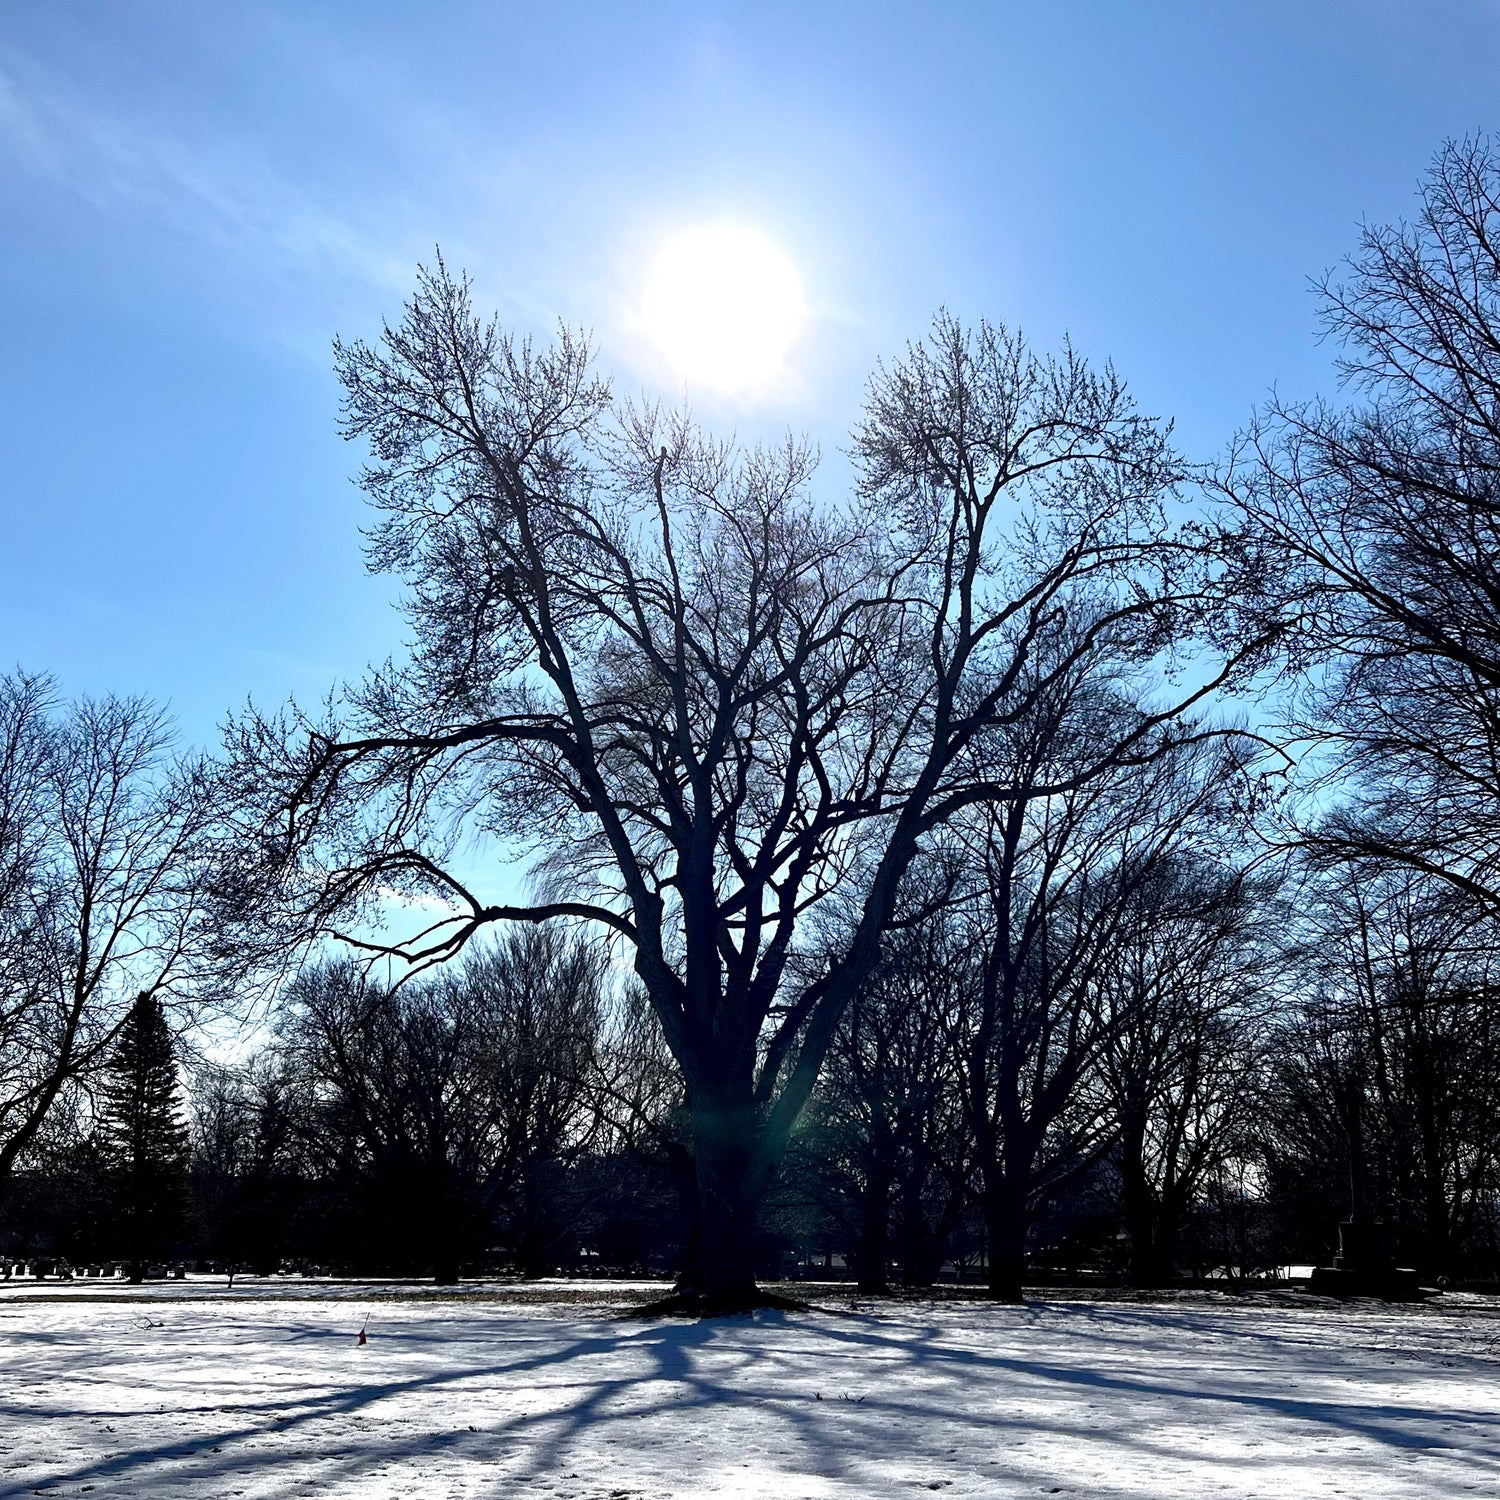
left=2, top=1282, right=1498, bottom=1497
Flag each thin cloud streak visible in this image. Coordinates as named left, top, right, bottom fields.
left=0, top=45, right=414, bottom=321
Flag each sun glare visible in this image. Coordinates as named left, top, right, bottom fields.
left=641, top=223, right=805, bottom=396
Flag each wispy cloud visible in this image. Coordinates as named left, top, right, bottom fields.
left=0, top=44, right=415, bottom=323
left=0, top=27, right=858, bottom=408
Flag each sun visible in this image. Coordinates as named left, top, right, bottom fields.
left=641, top=223, right=805, bottom=395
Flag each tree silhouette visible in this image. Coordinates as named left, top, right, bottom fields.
left=220, top=271, right=1260, bottom=1308
left=0, top=673, right=227, bottom=1219
left=99, top=992, right=189, bottom=1281
left=1226, top=135, right=1500, bottom=917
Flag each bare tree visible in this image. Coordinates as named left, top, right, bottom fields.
left=280, top=929, right=606, bottom=1280
left=0, top=674, right=223, bottom=1209
left=1267, top=866, right=1500, bottom=1278
left=950, top=694, right=1253, bottom=1300
left=452, top=927, right=607, bottom=1273
left=1225, top=135, right=1500, bottom=913
left=189, top=1054, right=303, bottom=1277
left=281, top=960, right=498, bottom=1282
left=798, top=888, right=971, bottom=1291
left=219, top=267, right=1257, bottom=1306
left=1097, top=858, right=1276, bottom=1286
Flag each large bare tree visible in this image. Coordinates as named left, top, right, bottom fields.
left=1225, top=135, right=1500, bottom=914
left=221, top=264, right=1257, bottom=1305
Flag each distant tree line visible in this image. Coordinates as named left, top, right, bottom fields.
left=5, top=136, right=1500, bottom=1300
left=8, top=852, right=1499, bottom=1287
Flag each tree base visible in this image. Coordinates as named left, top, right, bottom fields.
left=983, top=1277, right=1025, bottom=1304
left=633, top=1286, right=813, bottom=1318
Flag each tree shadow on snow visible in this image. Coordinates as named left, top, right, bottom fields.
left=9, top=1302, right=1500, bottom=1496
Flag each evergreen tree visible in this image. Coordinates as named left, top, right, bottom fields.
left=99, top=991, right=189, bottom=1281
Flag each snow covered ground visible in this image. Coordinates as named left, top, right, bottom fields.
left=2, top=1284, right=1498, bottom=1498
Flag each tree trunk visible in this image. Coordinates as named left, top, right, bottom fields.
left=664, top=1048, right=817, bottom=1311
left=1421, top=1175, right=1453, bottom=1280
left=895, top=1192, right=939, bottom=1288
left=693, top=1132, right=760, bottom=1309
left=1153, top=1213, right=1179, bottom=1285
left=983, top=1181, right=1028, bottom=1303
left=666, top=1141, right=704, bottom=1293
left=1121, top=1132, right=1166, bottom=1287
left=1344, top=1078, right=1371, bottom=1224
left=680, top=1098, right=765, bottom=1310
left=515, top=1164, right=562, bottom=1279
left=854, top=1167, right=892, bottom=1292
left=1416, top=1106, right=1453, bottom=1279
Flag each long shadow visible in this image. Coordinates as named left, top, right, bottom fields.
left=1056, top=1298, right=1500, bottom=1382
left=5, top=1310, right=884, bottom=1493
left=2, top=1316, right=655, bottom=1492
left=807, top=1309, right=1500, bottom=1454
left=7, top=1301, right=1500, bottom=1497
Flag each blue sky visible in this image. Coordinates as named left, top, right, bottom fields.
left=2, top=1, right=1498, bottom=747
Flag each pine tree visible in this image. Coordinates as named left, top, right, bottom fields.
left=98, top=991, right=189, bottom=1281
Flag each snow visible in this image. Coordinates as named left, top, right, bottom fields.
left=2, top=1284, right=1498, bottom=1498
